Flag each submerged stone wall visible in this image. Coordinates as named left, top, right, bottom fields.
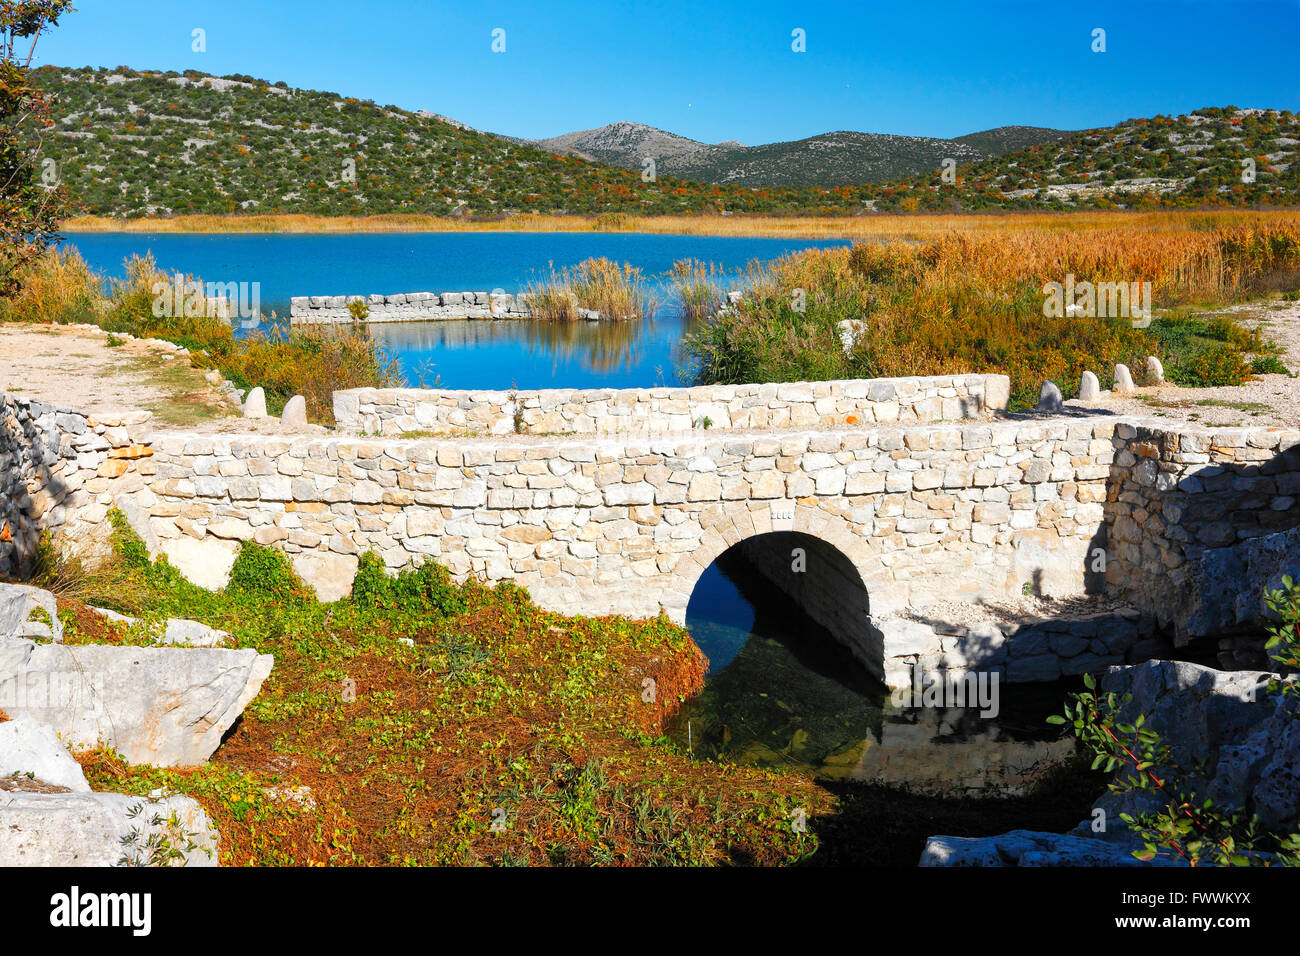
left=333, top=374, right=1012, bottom=438
left=290, top=291, right=537, bottom=324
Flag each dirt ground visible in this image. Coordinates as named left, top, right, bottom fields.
left=0, top=324, right=327, bottom=435
left=1064, top=300, right=1300, bottom=428
left=0, top=323, right=235, bottom=426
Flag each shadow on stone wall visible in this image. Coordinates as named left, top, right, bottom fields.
left=0, top=396, right=75, bottom=580
left=1103, top=426, right=1300, bottom=657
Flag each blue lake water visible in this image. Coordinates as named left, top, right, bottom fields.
left=62, top=232, right=852, bottom=389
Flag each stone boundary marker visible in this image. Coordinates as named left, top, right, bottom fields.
left=334, top=373, right=1013, bottom=438
left=291, top=291, right=546, bottom=324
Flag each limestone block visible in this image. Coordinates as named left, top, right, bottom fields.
left=0, top=636, right=273, bottom=767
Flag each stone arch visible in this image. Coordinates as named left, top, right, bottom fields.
left=661, top=503, right=887, bottom=681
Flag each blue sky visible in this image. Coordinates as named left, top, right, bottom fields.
left=35, top=0, right=1300, bottom=144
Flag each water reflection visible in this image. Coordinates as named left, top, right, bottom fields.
left=371, top=307, right=698, bottom=390
left=673, top=553, right=1077, bottom=796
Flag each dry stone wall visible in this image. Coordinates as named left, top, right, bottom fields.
left=0, top=395, right=154, bottom=578
left=1105, top=421, right=1300, bottom=643
left=333, top=374, right=1012, bottom=438
left=128, top=416, right=1117, bottom=682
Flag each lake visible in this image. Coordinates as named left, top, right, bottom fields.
left=63, top=232, right=853, bottom=389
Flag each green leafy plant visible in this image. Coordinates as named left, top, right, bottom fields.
left=1050, top=579, right=1300, bottom=866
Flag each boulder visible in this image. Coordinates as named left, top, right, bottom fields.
left=1078, top=370, right=1100, bottom=402
left=0, top=791, right=217, bottom=866
left=920, top=830, right=1182, bottom=867
left=242, top=386, right=267, bottom=418
left=1145, top=355, right=1165, bottom=385
left=0, top=583, right=62, bottom=643
left=0, top=637, right=273, bottom=767
left=88, top=607, right=232, bottom=647
left=0, top=717, right=89, bottom=792
left=281, top=394, right=308, bottom=428
left=1113, top=363, right=1135, bottom=394
left=1037, top=380, right=1063, bottom=412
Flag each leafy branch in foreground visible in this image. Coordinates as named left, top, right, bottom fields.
left=1049, top=575, right=1300, bottom=866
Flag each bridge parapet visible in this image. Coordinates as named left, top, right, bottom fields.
left=333, top=374, right=1011, bottom=438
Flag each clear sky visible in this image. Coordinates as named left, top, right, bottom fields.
left=34, top=0, right=1300, bottom=145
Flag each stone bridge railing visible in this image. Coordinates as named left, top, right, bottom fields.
left=333, top=374, right=1012, bottom=438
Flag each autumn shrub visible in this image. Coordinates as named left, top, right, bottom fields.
left=685, top=222, right=1295, bottom=406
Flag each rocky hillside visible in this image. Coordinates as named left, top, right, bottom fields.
left=32, top=66, right=1300, bottom=217
left=534, top=122, right=1068, bottom=187
left=899, top=107, right=1300, bottom=211
left=31, top=66, right=826, bottom=218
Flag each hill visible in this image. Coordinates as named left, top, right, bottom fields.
left=889, top=108, right=1300, bottom=212
left=31, top=67, right=827, bottom=218
left=31, top=67, right=1300, bottom=218
left=533, top=122, right=1068, bottom=187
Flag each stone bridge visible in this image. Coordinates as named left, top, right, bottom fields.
left=3, top=374, right=1297, bottom=690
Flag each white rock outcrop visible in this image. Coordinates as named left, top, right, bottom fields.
left=0, top=636, right=272, bottom=767
left=0, top=717, right=89, bottom=792
left=88, top=607, right=233, bottom=647
left=0, top=790, right=218, bottom=866
left=0, top=583, right=62, bottom=643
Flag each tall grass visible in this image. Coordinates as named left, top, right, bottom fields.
left=61, top=209, right=1300, bottom=240
left=670, top=259, right=729, bottom=321
left=684, top=221, right=1299, bottom=408
left=0, top=247, right=103, bottom=325
left=523, top=257, right=652, bottom=321
left=1, top=251, right=400, bottom=423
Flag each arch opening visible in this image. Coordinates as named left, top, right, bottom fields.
left=684, top=530, right=883, bottom=684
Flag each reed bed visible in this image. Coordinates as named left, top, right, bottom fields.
left=523, top=257, right=652, bottom=322
left=62, top=209, right=1300, bottom=239
left=670, top=259, right=730, bottom=321
left=684, top=220, right=1299, bottom=408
